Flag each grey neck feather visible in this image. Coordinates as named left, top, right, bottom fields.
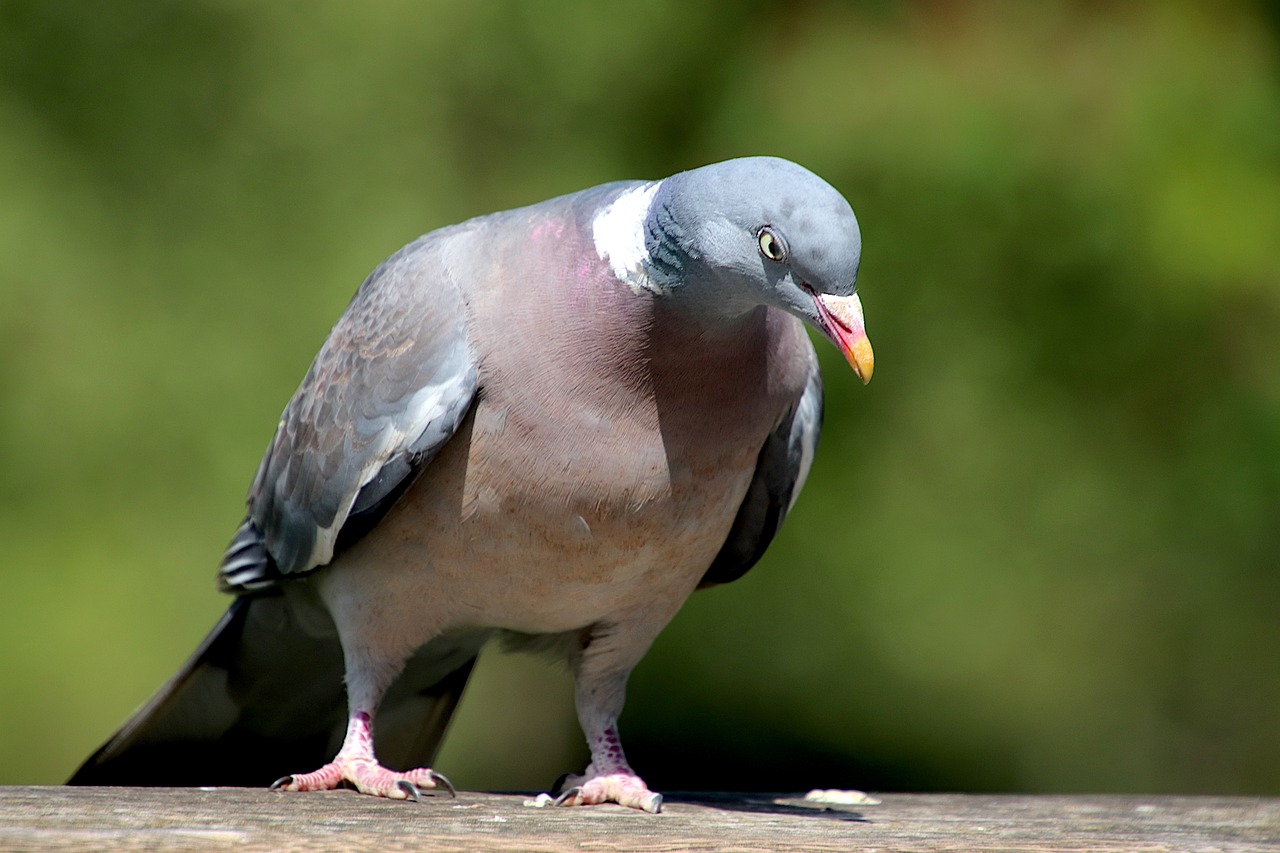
left=639, top=177, right=763, bottom=323
left=641, top=181, right=692, bottom=290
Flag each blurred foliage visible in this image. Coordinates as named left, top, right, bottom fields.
left=1, top=0, right=1277, bottom=795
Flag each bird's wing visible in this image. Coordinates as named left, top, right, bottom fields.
left=699, top=343, right=823, bottom=587
left=219, top=228, right=479, bottom=592
left=67, top=594, right=486, bottom=785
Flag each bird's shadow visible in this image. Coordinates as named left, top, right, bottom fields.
left=663, top=791, right=871, bottom=823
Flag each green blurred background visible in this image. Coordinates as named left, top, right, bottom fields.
left=2, top=0, right=1278, bottom=795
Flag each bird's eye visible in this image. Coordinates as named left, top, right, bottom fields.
left=757, top=227, right=787, bottom=262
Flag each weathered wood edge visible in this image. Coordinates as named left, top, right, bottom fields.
left=1, top=786, right=1277, bottom=852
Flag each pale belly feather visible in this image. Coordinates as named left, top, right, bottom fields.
left=316, top=392, right=763, bottom=643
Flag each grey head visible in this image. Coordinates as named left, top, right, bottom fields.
left=596, top=156, right=874, bottom=382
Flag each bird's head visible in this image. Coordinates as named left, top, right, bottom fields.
left=628, top=156, right=874, bottom=384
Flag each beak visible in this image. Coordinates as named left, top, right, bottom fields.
left=812, top=291, right=874, bottom=384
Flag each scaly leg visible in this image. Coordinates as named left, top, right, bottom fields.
left=268, top=611, right=454, bottom=802
left=270, top=710, right=454, bottom=800
left=552, top=625, right=663, bottom=813
left=554, top=717, right=661, bottom=813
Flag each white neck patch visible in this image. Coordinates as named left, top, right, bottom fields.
left=591, top=181, right=664, bottom=295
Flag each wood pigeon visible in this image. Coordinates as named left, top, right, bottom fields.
left=69, top=156, right=874, bottom=812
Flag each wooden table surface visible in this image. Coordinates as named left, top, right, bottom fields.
left=3, top=786, right=1277, bottom=852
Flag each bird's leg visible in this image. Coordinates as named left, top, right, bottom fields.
left=270, top=645, right=453, bottom=801
left=270, top=709, right=454, bottom=800
left=554, top=715, right=661, bottom=813
left=552, top=629, right=663, bottom=813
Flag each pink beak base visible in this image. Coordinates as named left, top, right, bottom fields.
left=814, top=292, right=874, bottom=384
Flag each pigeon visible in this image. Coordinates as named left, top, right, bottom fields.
left=69, top=156, right=874, bottom=813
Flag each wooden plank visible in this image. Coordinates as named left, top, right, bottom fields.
left=1, top=787, right=1277, bottom=852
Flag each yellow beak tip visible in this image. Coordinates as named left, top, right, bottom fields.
left=848, top=339, right=875, bottom=384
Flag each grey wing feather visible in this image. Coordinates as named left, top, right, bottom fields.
left=220, top=228, right=479, bottom=592
left=68, top=595, right=485, bottom=785
left=700, top=352, right=823, bottom=587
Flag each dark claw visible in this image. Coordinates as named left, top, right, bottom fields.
left=269, top=776, right=294, bottom=791
left=396, top=780, right=422, bottom=803
left=429, top=770, right=457, bottom=798
left=552, top=786, right=582, bottom=807
left=550, top=772, right=572, bottom=795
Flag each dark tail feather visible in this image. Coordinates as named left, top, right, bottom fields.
left=69, top=595, right=481, bottom=787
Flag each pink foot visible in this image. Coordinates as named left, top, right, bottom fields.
left=271, top=758, right=454, bottom=801
left=268, top=711, right=454, bottom=801
left=554, top=770, right=662, bottom=813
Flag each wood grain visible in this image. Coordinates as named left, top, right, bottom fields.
left=2, top=787, right=1277, bottom=852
